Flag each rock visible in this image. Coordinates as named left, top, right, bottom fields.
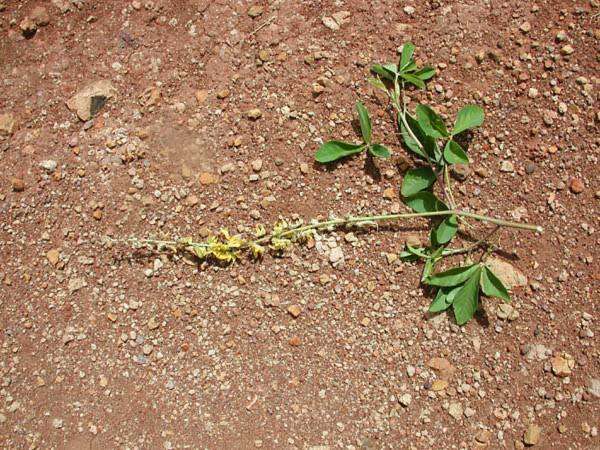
left=569, top=178, right=584, bottom=194
left=287, top=305, right=302, bottom=318
left=523, top=424, right=541, bottom=446
left=11, top=177, right=25, bottom=192
left=251, top=159, right=263, bottom=172
left=398, top=393, right=412, bottom=407
left=20, top=17, right=37, bottom=37
left=587, top=378, right=600, bottom=398
left=403, top=6, right=415, bottom=15
left=199, top=172, right=218, bottom=185
left=404, top=234, right=421, bottom=248
left=560, top=45, right=574, bottom=55
left=46, top=249, right=60, bottom=266
left=40, top=160, right=57, bottom=173
left=427, top=357, right=456, bottom=380
left=500, top=160, right=514, bottom=172
left=0, top=113, right=15, bottom=135
left=258, top=50, right=270, bottom=62
left=248, top=5, right=263, bottom=18
left=52, top=418, right=63, bottom=429
left=66, top=80, right=117, bottom=121
left=383, top=187, right=396, bottom=200
left=448, top=402, right=463, bottom=420
left=195, top=89, right=208, bottom=104
left=519, top=21, right=531, bottom=33
left=522, top=343, right=551, bottom=361
left=147, top=317, right=160, bottom=330
left=321, top=16, right=339, bottom=31
left=299, top=163, right=310, bottom=174
left=329, top=247, right=344, bottom=266
left=431, top=380, right=448, bottom=391
left=288, top=335, right=301, bottom=346
left=245, top=108, right=262, bottom=120
left=216, top=89, right=230, bottom=99
left=451, top=163, right=470, bottom=180
left=551, top=354, right=574, bottom=378
left=475, top=430, right=492, bottom=444
left=68, top=277, right=87, bottom=293
left=485, top=258, right=527, bottom=289
left=31, top=6, right=50, bottom=26
left=496, top=303, right=519, bottom=321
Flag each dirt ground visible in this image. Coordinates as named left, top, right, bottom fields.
left=0, top=0, right=599, bottom=449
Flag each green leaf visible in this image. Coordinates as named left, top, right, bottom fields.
left=416, top=104, right=449, bottom=138
left=370, top=64, right=396, bottom=81
left=367, top=77, right=387, bottom=91
left=399, top=114, right=438, bottom=161
left=431, top=214, right=458, bottom=245
left=429, top=285, right=461, bottom=313
left=452, top=105, right=484, bottom=136
left=402, top=61, right=418, bottom=73
left=315, top=141, right=364, bottom=163
left=355, top=101, right=372, bottom=143
left=369, top=143, right=391, bottom=159
left=452, top=269, right=482, bottom=325
left=401, top=167, right=436, bottom=197
left=427, top=264, right=479, bottom=287
left=481, top=267, right=510, bottom=301
left=443, top=140, right=469, bottom=165
left=414, top=66, right=436, bottom=81
left=399, top=73, right=425, bottom=89
left=404, top=192, right=448, bottom=214
left=399, top=42, right=415, bottom=71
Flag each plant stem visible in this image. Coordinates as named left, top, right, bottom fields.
left=116, top=208, right=541, bottom=253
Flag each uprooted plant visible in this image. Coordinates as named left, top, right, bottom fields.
left=115, top=43, right=542, bottom=326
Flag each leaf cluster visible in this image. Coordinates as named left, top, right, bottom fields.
left=315, top=101, right=391, bottom=163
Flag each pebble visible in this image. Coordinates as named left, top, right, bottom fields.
left=523, top=424, right=541, bottom=446
left=588, top=378, right=600, bottom=398
left=0, top=112, right=15, bottom=135
left=451, top=163, right=470, bottom=180
left=560, top=45, right=574, bottom=55
left=496, top=303, right=519, bottom=321
left=519, top=21, right=531, bottom=33
left=247, top=5, right=263, bottom=18
left=403, top=6, right=415, bottom=15
left=522, top=343, right=551, bottom=361
left=448, top=402, right=463, bottom=420
left=287, top=305, right=302, bottom=318
left=427, top=357, right=456, bottom=380
left=147, top=317, right=160, bottom=330
left=569, top=178, right=584, bottom=194
left=475, top=430, right=491, bottom=444
left=11, top=177, right=25, bottom=192
left=321, top=16, right=339, bottom=31
left=67, top=80, right=116, bottom=121
left=329, top=247, right=344, bottom=266
left=52, top=418, right=64, bottom=429
left=245, top=108, right=262, bottom=120
left=398, top=393, right=412, bottom=407
left=251, top=159, right=263, bottom=172
left=46, top=249, right=60, bottom=266
left=40, top=160, right=58, bottom=173
left=500, top=161, right=514, bottom=173
left=485, top=258, right=527, bottom=289
left=551, top=354, right=573, bottom=378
